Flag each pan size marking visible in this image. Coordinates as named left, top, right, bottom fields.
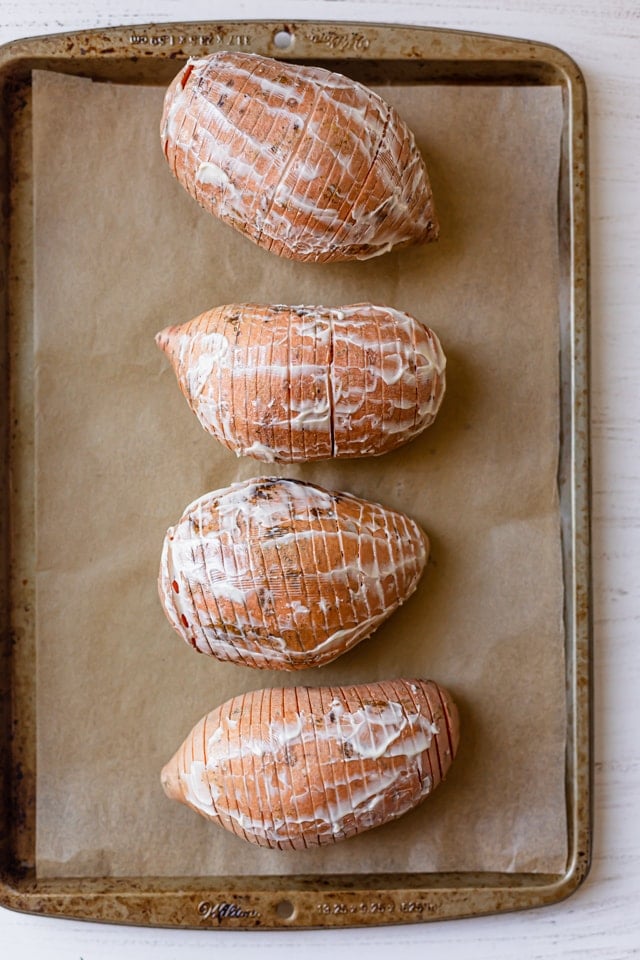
left=129, top=34, right=251, bottom=47
left=315, top=900, right=435, bottom=915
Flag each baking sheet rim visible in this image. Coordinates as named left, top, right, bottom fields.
left=0, top=18, right=592, bottom=929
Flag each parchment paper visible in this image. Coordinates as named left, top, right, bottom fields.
left=33, top=70, right=566, bottom=877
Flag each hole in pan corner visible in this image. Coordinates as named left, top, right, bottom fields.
left=276, top=898, right=296, bottom=920
left=273, top=28, right=295, bottom=51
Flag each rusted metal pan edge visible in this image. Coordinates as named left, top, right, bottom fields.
left=0, top=19, right=591, bottom=928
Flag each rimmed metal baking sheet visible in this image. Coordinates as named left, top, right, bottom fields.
left=0, top=20, right=591, bottom=928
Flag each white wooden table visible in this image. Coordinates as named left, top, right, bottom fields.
left=1, top=1, right=638, bottom=957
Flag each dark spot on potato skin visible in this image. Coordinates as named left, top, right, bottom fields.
left=342, top=741, right=355, bottom=759
left=283, top=746, right=298, bottom=766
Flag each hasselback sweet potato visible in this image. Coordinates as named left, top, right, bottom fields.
left=156, top=303, right=446, bottom=462
left=158, top=477, right=428, bottom=669
left=161, top=52, right=438, bottom=261
left=161, top=679, right=459, bottom=848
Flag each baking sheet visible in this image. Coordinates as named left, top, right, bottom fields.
left=33, top=70, right=566, bottom=878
